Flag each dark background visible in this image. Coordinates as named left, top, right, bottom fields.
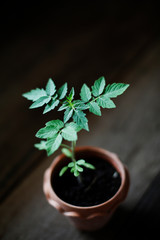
left=1, top=2, right=160, bottom=45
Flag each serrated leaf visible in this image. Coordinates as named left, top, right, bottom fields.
left=64, top=108, right=73, bottom=123
left=68, top=87, right=75, bottom=101
left=36, top=126, right=58, bottom=139
left=73, top=110, right=89, bottom=131
left=58, top=83, right=68, bottom=99
left=46, top=134, right=62, bottom=156
left=29, top=96, right=51, bottom=109
left=73, top=100, right=89, bottom=110
left=34, top=141, right=47, bottom=150
left=61, top=126, right=77, bottom=141
left=46, top=78, right=56, bottom=96
left=91, top=76, right=106, bottom=97
left=97, top=96, right=116, bottom=108
left=61, top=148, right=72, bottom=157
left=88, top=101, right=101, bottom=116
left=104, top=83, right=129, bottom=98
left=80, top=84, right=91, bottom=102
left=58, top=102, right=69, bottom=111
left=45, top=120, right=64, bottom=130
left=59, top=166, right=68, bottom=176
left=43, top=99, right=59, bottom=114
left=22, top=88, right=47, bottom=102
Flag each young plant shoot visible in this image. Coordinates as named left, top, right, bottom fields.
left=23, top=77, right=129, bottom=179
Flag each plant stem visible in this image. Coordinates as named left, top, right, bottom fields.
left=67, top=98, right=75, bottom=111
left=71, top=141, right=83, bottom=184
left=61, top=144, right=71, bottom=149
left=71, top=141, right=76, bottom=162
left=90, top=94, right=102, bottom=103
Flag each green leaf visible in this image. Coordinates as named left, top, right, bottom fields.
left=76, top=159, right=85, bottom=165
left=36, top=126, right=58, bottom=139
left=104, top=83, right=130, bottom=98
left=29, top=96, right=51, bottom=109
left=34, top=141, right=47, bottom=150
left=97, top=96, right=116, bottom=108
left=58, top=102, right=69, bottom=111
left=76, top=159, right=95, bottom=170
left=45, top=120, right=64, bottom=130
left=73, top=110, right=89, bottom=131
left=70, top=167, right=75, bottom=173
left=91, top=76, right=106, bottom=97
left=83, top=162, right=95, bottom=170
left=43, top=99, right=59, bottom=114
left=68, top=87, right=75, bottom=101
left=59, top=166, right=68, bottom=176
left=64, top=108, right=73, bottom=123
left=68, top=162, right=74, bottom=168
left=61, top=148, right=72, bottom=157
left=74, top=169, right=80, bottom=177
left=68, top=162, right=85, bottom=176
left=58, top=83, right=68, bottom=99
left=73, top=100, right=89, bottom=110
left=22, top=88, right=47, bottom=102
left=65, top=122, right=82, bottom=132
left=88, top=101, right=101, bottom=116
left=46, top=78, right=56, bottom=96
left=76, top=165, right=83, bottom=172
left=80, top=84, right=91, bottom=102
left=61, top=126, right=77, bottom=141
left=46, top=134, right=62, bottom=156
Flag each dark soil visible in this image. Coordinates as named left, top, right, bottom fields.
left=51, top=157, right=121, bottom=207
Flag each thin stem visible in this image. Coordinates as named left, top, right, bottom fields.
left=67, top=99, right=76, bottom=111
left=71, top=141, right=76, bottom=163
left=60, top=144, right=71, bottom=149
left=90, top=95, right=101, bottom=103
left=71, top=141, right=83, bottom=184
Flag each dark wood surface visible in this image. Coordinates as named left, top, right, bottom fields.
left=0, top=2, right=160, bottom=239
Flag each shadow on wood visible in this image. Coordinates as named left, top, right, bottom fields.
left=84, top=172, right=160, bottom=240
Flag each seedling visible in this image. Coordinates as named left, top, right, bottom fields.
left=23, top=76, right=129, bottom=178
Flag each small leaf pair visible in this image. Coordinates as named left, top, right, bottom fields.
left=59, top=159, right=95, bottom=177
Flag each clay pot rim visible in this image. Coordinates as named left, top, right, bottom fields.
left=44, top=145, right=127, bottom=210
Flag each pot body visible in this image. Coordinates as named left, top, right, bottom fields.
left=43, top=146, right=130, bottom=231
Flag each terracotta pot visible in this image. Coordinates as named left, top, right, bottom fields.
left=43, top=146, right=130, bottom=231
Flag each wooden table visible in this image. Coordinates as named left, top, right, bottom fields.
left=0, top=3, right=160, bottom=239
